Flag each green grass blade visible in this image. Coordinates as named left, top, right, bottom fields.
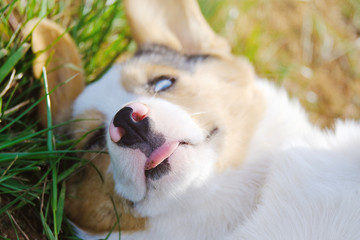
left=42, top=67, right=59, bottom=239
left=55, top=182, right=66, bottom=235
left=39, top=0, right=47, bottom=18
left=0, top=43, right=30, bottom=85
left=40, top=211, right=55, bottom=240
left=0, top=0, right=130, bottom=238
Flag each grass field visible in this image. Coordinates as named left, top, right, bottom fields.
left=1, top=0, right=359, bottom=239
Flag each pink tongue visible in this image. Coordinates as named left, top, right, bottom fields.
left=145, top=141, right=179, bottom=170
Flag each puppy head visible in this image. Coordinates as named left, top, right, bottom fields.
left=97, top=46, right=264, bottom=215
left=72, top=0, right=265, bottom=218
left=31, top=0, right=265, bottom=235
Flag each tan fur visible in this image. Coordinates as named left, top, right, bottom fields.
left=193, top=58, right=266, bottom=171
left=71, top=109, right=106, bottom=149
left=65, top=154, right=147, bottom=234
left=24, top=19, right=84, bottom=126
left=124, top=0, right=230, bottom=55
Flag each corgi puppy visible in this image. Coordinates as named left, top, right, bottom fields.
left=28, top=0, right=360, bottom=239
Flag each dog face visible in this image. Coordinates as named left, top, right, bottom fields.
left=73, top=44, right=264, bottom=211
left=29, top=0, right=265, bottom=236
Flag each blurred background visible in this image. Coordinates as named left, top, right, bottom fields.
left=200, top=0, right=360, bottom=127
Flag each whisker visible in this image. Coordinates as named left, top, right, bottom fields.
left=190, top=111, right=209, bottom=116
left=161, top=134, right=179, bottom=141
left=150, top=91, right=158, bottom=98
left=167, top=182, right=188, bottom=210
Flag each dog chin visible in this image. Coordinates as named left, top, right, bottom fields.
left=107, top=145, right=148, bottom=202
left=138, top=144, right=217, bottom=216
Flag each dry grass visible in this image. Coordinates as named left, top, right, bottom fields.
left=201, top=0, right=360, bottom=127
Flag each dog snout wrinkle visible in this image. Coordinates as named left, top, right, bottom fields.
left=113, top=106, right=165, bottom=156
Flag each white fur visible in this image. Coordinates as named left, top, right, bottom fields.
left=226, top=80, right=360, bottom=240
left=73, top=66, right=360, bottom=239
left=73, top=65, right=136, bottom=121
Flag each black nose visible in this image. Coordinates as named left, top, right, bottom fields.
left=113, top=107, right=151, bottom=147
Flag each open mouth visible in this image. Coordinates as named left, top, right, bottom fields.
left=144, top=141, right=179, bottom=180
left=144, top=141, right=192, bottom=180
left=144, top=141, right=179, bottom=170
left=144, top=127, right=219, bottom=181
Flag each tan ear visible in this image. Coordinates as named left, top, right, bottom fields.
left=124, top=0, right=230, bottom=55
left=24, top=19, right=85, bottom=126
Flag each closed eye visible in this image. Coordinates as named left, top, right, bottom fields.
left=150, top=76, right=176, bottom=92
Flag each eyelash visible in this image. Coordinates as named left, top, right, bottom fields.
left=149, top=76, right=176, bottom=92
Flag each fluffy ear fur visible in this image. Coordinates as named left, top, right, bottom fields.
left=124, top=0, right=230, bottom=55
left=24, top=19, right=85, bottom=126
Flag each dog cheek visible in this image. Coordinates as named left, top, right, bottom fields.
left=145, top=98, right=207, bottom=142
left=172, top=146, right=217, bottom=190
